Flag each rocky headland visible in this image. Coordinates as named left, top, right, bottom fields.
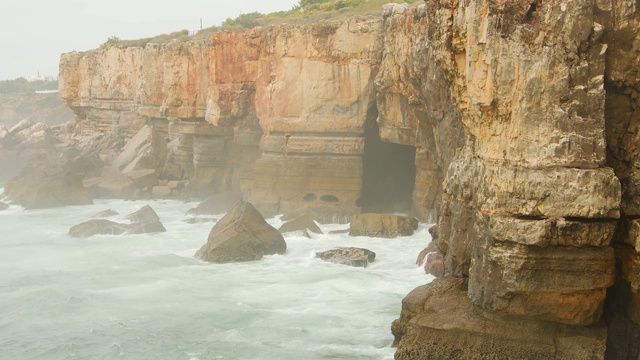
left=3, top=0, right=640, bottom=358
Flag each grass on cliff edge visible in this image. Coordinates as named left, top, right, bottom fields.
left=107, top=0, right=419, bottom=48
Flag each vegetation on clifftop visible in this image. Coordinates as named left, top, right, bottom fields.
left=104, top=0, right=418, bottom=48
left=0, top=78, right=58, bottom=94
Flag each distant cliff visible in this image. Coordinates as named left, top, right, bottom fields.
left=58, top=1, right=640, bottom=358
left=59, top=11, right=462, bottom=222
left=0, top=93, right=72, bottom=128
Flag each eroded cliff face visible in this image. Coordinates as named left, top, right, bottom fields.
left=58, top=1, right=640, bottom=358
left=59, top=15, right=460, bottom=221
left=390, top=0, right=640, bottom=359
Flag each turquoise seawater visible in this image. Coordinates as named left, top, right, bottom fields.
left=0, top=197, right=433, bottom=359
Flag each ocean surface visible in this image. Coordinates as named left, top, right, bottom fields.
left=0, top=196, right=434, bottom=360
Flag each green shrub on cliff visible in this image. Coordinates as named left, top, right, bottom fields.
left=115, top=0, right=417, bottom=47
left=101, top=36, right=121, bottom=48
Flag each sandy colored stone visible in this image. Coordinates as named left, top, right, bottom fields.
left=194, top=201, right=286, bottom=262
left=393, top=277, right=607, bottom=360
left=349, top=213, right=418, bottom=238
left=315, top=247, right=375, bottom=268
left=278, top=213, right=323, bottom=235
left=126, top=168, right=158, bottom=188
left=69, top=219, right=129, bottom=237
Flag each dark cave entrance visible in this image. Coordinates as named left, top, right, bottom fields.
left=358, top=109, right=416, bottom=214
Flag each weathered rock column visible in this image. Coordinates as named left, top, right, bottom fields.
left=392, top=1, right=622, bottom=358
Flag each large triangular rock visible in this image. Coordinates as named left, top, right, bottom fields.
left=125, top=205, right=160, bottom=223
left=113, top=125, right=153, bottom=170
left=195, top=201, right=286, bottom=262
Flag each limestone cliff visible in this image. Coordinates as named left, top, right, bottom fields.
left=57, top=1, right=640, bottom=358
left=59, top=15, right=456, bottom=221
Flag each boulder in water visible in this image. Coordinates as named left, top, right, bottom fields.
left=123, top=205, right=166, bottom=234
left=69, top=205, right=166, bottom=237
left=69, top=219, right=129, bottom=237
left=316, top=247, right=376, bottom=268
left=195, top=201, right=286, bottom=262
left=349, top=213, right=418, bottom=238
left=125, top=205, right=160, bottom=223
left=278, top=213, right=323, bottom=235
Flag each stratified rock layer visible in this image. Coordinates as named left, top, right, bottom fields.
left=56, top=1, right=640, bottom=357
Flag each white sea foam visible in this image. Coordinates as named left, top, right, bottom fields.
left=0, top=198, right=434, bottom=359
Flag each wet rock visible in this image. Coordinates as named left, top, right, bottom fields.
left=316, top=247, right=376, bottom=268
left=349, top=213, right=418, bottom=238
left=278, top=213, right=323, bottom=235
left=70, top=205, right=166, bottom=237
left=3, top=152, right=92, bottom=209
left=186, top=190, right=242, bottom=215
left=392, top=277, right=607, bottom=359
left=124, top=205, right=161, bottom=224
left=91, top=209, right=119, bottom=218
left=69, top=219, right=129, bottom=237
left=194, top=201, right=286, bottom=262
left=126, top=221, right=166, bottom=235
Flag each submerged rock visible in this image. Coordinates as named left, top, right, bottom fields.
left=349, top=213, right=418, bottom=238
left=194, top=201, right=286, bottom=263
left=278, top=213, right=323, bottom=235
left=316, top=247, right=376, bottom=268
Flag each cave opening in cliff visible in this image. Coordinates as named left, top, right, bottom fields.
left=358, top=109, right=416, bottom=214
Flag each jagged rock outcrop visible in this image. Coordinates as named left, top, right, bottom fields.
left=69, top=205, right=166, bottom=237
left=388, top=1, right=637, bottom=359
left=392, top=276, right=608, bottom=360
left=194, top=201, right=286, bottom=262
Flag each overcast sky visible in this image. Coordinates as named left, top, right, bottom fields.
left=0, top=0, right=300, bottom=80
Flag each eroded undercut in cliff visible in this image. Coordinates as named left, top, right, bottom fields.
left=359, top=110, right=416, bottom=214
